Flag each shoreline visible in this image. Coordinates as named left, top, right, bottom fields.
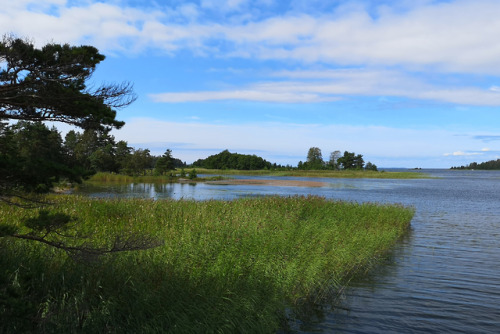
left=206, top=178, right=329, bottom=187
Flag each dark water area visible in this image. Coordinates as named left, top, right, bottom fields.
left=74, top=169, right=500, bottom=333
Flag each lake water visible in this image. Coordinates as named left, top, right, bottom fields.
left=75, top=169, right=500, bottom=333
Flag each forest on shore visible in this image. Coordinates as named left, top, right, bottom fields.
left=451, top=159, right=500, bottom=170
left=2, top=119, right=380, bottom=194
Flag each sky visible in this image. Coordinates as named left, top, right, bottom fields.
left=2, top=0, right=500, bottom=168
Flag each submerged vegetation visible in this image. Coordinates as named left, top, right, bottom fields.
left=0, top=195, right=414, bottom=333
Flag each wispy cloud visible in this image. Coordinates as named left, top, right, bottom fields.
left=474, top=135, right=500, bottom=143
left=150, top=68, right=500, bottom=105
left=444, top=151, right=483, bottom=157
left=149, top=89, right=337, bottom=103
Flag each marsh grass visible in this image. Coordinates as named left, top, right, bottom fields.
left=88, top=172, right=173, bottom=183
left=184, top=168, right=428, bottom=179
left=0, top=195, right=414, bottom=333
left=87, top=171, right=225, bottom=184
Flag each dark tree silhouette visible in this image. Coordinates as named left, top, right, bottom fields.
left=0, top=35, right=135, bottom=130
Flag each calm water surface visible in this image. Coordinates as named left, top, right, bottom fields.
left=76, top=169, right=500, bottom=333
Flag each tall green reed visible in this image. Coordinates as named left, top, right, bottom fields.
left=0, top=195, right=414, bottom=333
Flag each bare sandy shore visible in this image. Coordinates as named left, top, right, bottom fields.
left=206, top=179, right=328, bottom=188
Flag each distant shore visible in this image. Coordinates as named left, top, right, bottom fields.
left=86, top=169, right=429, bottom=185
left=196, top=168, right=429, bottom=179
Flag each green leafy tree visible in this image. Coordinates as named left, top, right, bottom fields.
left=90, top=143, right=117, bottom=172
left=193, top=149, right=272, bottom=170
left=0, top=35, right=135, bottom=130
left=338, top=151, right=365, bottom=170
left=0, top=37, right=155, bottom=267
left=123, top=148, right=153, bottom=176
left=307, top=147, right=324, bottom=166
left=154, top=149, right=175, bottom=175
left=1, top=35, right=134, bottom=195
left=63, top=130, right=79, bottom=161
left=63, top=128, right=122, bottom=174
left=115, top=140, right=132, bottom=172
left=72, top=129, right=99, bottom=170
left=298, top=147, right=325, bottom=170
left=327, top=150, right=341, bottom=170
left=365, top=161, right=378, bottom=171
left=0, top=121, right=78, bottom=194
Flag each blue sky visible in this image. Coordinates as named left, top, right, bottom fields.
left=2, top=0, right=500, bottom=168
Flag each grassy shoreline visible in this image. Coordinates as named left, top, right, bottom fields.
left=83, top=171, right=225, bottom=185
left=194, top=168, right=428, bottom=179
left=0, top=195, right=414, bottom=333
left=86, top=168, right=428, bottom=185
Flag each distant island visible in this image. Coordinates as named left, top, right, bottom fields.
left=451, top=159, right=500, bottom=170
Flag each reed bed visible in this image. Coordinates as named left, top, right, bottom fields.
left=88, top=172, right=173, bottom=183
left=87, top=172, right=224, bottom=184
left=0, top=195, right=414, bottom=333
left=188, top=168, right=428, bottom=179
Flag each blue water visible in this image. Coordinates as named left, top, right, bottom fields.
left=75, top=169, right=500, bottom=333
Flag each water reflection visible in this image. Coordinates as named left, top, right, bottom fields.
left=79, top=182, right=200, bottom=200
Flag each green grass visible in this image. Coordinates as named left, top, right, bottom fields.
left=86, top=171, right=225, bottom=184
left=0, top=195, right=414, bottom=333
left=184, top=168, right=428, bottom=179
left=86, top=169, right=428, bottom=186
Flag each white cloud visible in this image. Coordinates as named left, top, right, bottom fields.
left=149, top=89, right=338, bottom=103
left=444, top=151, right=483, bottom=157
left=177, top=3, right=200, bottom=21
left=3, top=0, right=500, bottom=74
left=150, top=68, right=500, bottom=105
left=211, top=0, right=500, bottom=74
left=0, top=2, right=156, bottom=49
left=4, top=1, right=500, bottom=108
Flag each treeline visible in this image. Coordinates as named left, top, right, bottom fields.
left=193, top=147, right=377, bottom=171
left=297, top=147, right=378, bottom=171
left=451, top=159, right=500, bottom=170
left=0, top=121, right=187, bottom=192
left=192, top=150, right=278, bottom=170
left=1, top=121, right=379, bottom=194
